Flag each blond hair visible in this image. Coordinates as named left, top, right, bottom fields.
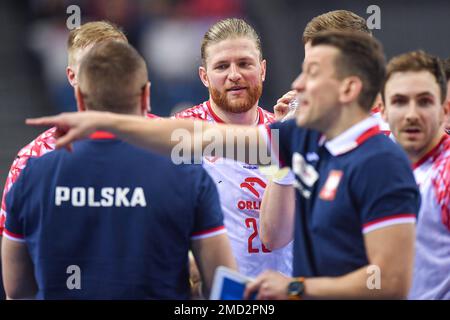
left=201, top=18, right=262, bottom=66
left=303, top=10, right=370, bottom=44
left=67, top=21, right=127, bottom=66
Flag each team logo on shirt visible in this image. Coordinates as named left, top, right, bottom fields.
left=237, top=177, right=266, bottom=211
left=319, top=170, right=343, bottom=201
left=292, top=153, right=319, bottom=186
left=239, top=177, right=267, bottom=198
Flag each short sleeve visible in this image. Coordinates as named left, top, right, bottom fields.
left=352, top=152, right=420, bottom=234
left=4, top=165, right=28, bottom=242
left=259, top=119, right=297, bottom=168
left=191, top=168, right=226, bottom=240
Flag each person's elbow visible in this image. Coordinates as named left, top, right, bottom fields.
left=260, top=222, right=292, bottom=251
left=378, top=263, right=413, bottom=299
left=384, top=273, right=412, bottom=299
left=5, top=284, right=37, bottom=300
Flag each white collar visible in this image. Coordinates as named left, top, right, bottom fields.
left=319, top=116, right=380, bottom=156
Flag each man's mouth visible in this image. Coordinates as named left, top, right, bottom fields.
left=227, top=86, right=247, bottom=92
left=402, top=127, right=422, bottom=136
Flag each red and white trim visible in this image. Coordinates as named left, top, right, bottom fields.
left=362, top=214, right=416, bottom=234
left=89, top=131, right=116, bottom=140
left=412, top=135, right=447, bottom=170
left=3, top=228, right=25, bottom=243
left=324, top=116, right=381, bottom=156
left=191, top=225, right=227, bottom=240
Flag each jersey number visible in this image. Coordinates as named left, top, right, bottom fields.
left=245, top=218, right=271, bottom=253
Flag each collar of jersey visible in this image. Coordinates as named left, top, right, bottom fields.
left=319, top=116, right=380, bottom=156
left=89, top=131, right=116, bottom=140
left=205, top=100, right=263, bottom=125
left=412, top=134, right=448, bottom=169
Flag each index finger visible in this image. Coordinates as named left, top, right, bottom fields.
left=26, top=115, right=62, bottom=127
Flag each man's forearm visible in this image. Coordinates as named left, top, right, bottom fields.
left=305, top=264, right=408, bottom=299
left=102, top=113, right=268, bottom=164
left=27, top=111, right=271, bottom=164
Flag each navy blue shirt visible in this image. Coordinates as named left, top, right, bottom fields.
left=5, top=133, right=224, bottom=299
left=268, top=117, right=420, bottom=277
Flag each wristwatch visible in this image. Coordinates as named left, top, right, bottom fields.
left=287, top=277, right=305, bottom=300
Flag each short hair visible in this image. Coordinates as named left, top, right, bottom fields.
left=78, top=41, right=147, bottom=114
left=310, top=30, right=385, bottom=111
left=382, top=51, right=447, bottom=104
left=303, top=10, right=371, bottom=44
left=67, top=21, right=127, bottom=66
left=201, top=18, right=262, bottom=66
left=444, top=57, right=450, bottom=83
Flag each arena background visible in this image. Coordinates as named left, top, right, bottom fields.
left=1, top=0, right=449, bottom=203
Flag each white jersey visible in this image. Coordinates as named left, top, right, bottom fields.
left=175, top=101, right=293, bottom=277
left=409, top=135, right=450, bottom=299
left=371, top=111, right=391, bottom=136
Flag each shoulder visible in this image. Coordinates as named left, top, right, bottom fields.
left=174, top=102, right=209, bottom=120
left=430, top=137, right=450, bottom=225
left=259, top=107, right=275, bottom=124
left=354, top=134, right=410, bottom=166
left=350, top=136, right=416, bottom=187
left=7, top=127, right=57, bottom=182
left=16, top=127, right=57, bottom=159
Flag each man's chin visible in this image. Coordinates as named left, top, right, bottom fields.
left=216, top=100, right=255, bottom=114
left=400, top=141, right=425, bottom=155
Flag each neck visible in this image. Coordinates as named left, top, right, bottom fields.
left=409, top=132, right=445, bottom=164
left=209, top=99, right=259, bottom=125
left=323, top=104, right=370, bottom=140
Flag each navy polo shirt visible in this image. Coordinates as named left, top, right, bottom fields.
left=266, top=117, right=420, bottom=277
left=5, top=132, right=225, bottom=299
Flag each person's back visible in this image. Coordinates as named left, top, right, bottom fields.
left=2, top=40, right=236, bottom=300
left=5, top=133, right=224, bottom=299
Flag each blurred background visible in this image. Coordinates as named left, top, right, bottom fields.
left=0, top=0, right=449, bottom=191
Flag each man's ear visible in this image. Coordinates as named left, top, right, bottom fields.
left=261, top=59, right=267, bottom=82
left=75, top=86, right=86, bottom=112
left=67, top=66, right=76, bottom=87
left=441, top=98, right=450, bottom=127
left=339, top=76, right=362, bottom=105
left=141, top=82, right=151, bottom=115
left=199, top=66, right=209, bottom=88
left=379, top=98, right=389, bottom=122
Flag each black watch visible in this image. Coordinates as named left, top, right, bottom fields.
left=287, top=277, right=305, bottom=300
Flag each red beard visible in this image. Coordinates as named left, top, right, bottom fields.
left=210, top=82, right=263, bottom=114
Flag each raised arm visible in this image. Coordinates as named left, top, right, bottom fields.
left=27, top=111, right=271, bottom=165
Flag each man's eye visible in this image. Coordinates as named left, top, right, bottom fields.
left=307, top=68, right=318, bottom=76
left=418, top=98, right=433, bottom=107
left=392, top=98, right=407, bottom=105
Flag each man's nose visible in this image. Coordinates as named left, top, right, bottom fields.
left=291, top=73, right=305, bottom=93
left=405, top=103, right=420, bottom=122
left=228, top=64, right=242, bottom=82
